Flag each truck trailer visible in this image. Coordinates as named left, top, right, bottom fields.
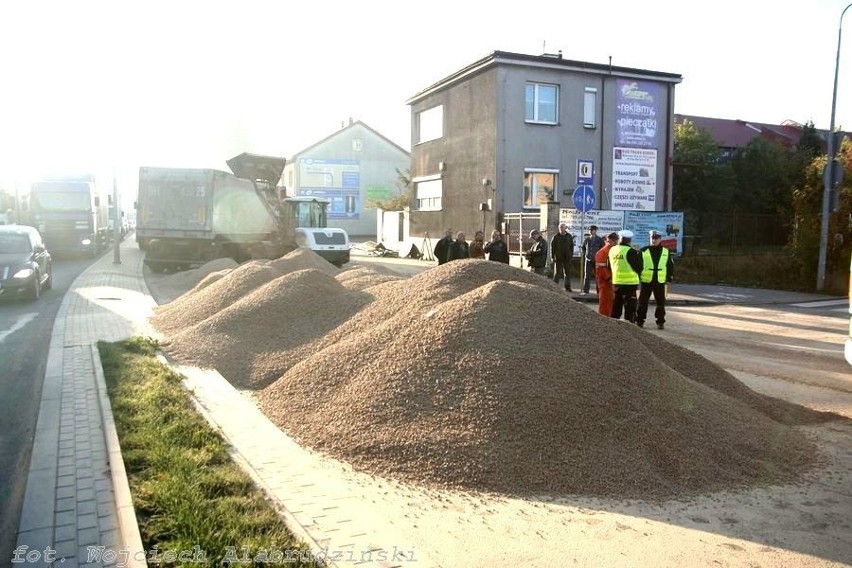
left=136, top=155, right=349, bottom=272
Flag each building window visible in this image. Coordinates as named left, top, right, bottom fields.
left=352, top=138, right=363, bottom=151
left=414, top=177, right=442, bottom=210
left=523, top=170, right=558, bottom=208
left=584, top=87, right=597, bottom=128
left=417, top=105, right=443, bottom=144
left=525, top=83, right=558, bottom=124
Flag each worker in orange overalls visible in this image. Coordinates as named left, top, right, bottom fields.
left=594, top=232, right=619, bottom=316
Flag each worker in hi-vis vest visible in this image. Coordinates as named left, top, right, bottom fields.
left=607, top=230, right=643, bottom=322
left=636, top=230, right=675, bottom=330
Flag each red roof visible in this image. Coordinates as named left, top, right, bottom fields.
left=674, top=114, right=806, bottom=150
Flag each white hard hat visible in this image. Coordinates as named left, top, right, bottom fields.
left=618, top=230, right=634, bottom=239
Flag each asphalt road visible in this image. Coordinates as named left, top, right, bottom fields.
left=0, top=253, right=94, bottom=564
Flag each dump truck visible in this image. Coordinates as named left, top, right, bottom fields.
left=136, top=153, right=349, bottom=272
left=27, top=174, right=111, bottom=256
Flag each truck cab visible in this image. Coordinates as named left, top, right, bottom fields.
left=284, top=196, right=350, bottom=266
left=227, top=153, right=350, bottom=267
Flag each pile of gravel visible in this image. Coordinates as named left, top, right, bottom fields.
left=152, top=255, right=834, bottom=500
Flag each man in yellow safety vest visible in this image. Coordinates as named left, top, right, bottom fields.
left=636, top=230, right=675, bottom=330
left=607, top=230, right=643, bottom=322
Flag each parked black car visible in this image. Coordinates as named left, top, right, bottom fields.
left=0, top=225, right=53, bottom=301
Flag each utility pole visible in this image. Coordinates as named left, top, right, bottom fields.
left=817, top=2, right=852, bottom=291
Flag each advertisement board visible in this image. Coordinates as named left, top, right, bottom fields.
left=612, top=147, right=657, bottom=211
left=298, top=158, right=361, bottom=219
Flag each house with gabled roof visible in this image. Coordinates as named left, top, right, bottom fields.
left=281, top=120, right=410, bottom=237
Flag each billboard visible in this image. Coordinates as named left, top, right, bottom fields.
left=298, top=158, right=361, bottom=220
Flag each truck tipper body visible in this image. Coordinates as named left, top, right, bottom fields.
left=27, top=174, right=110, bottom=256
left=136, top=167, right=288, bottom=272
left=136, top=158, right=349, bottom=271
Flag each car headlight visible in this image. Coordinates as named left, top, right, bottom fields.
left=81, top=238, right=92, bottom=246
left=12, top=267, right=34, bottom=280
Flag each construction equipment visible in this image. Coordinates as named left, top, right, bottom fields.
left=136, top=153, right=349, bottom=272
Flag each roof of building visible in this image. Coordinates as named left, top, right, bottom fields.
left=408, top=50, right=683, bottom=105
left=288, top=120, right=410, bottom=159
left=674, top=114, right=811, bottom=150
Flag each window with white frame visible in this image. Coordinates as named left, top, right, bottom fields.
left=417, top=105, right=443, bottom=144
left=525, top=83, right=558, bottom=124
left=583, top=87, right=597, bottom=128
left=414, top=177, right=442, bottom=210
left=523, top=169, right=558, bottom=208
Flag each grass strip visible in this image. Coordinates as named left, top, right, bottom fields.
left=98, top=336, right=318, bottom=567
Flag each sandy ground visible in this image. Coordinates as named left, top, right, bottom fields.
left=147, top=262, right=852, bottom=567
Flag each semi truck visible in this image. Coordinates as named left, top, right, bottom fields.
left=27, top=174, right=111, bottom=256
left=136, top=153, right=349, bottom=272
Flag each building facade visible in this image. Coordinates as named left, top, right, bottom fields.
left=282, top=120, right=410, bottom=237
left=406, top=51, right=682, bottom=240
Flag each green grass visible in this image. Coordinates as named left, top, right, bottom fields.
left=97, top=337, right=318, bottom=567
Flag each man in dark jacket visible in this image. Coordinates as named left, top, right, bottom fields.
left=446, top=231, right=470, bottom=262
left=636, top=230, right=674, bottom=329
left=550, top=223, right=575, bottom=291
left=525, top=229, right=548, bottom=275
left=581, top=225, right=604, bottom=295
left=433, top=229, right=454, bottom=265
left=483, top=229, right=510, bottom=264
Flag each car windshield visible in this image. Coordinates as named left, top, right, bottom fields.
left=0, top=234, right=31, bottom=254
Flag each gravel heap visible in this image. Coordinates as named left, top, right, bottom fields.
left=152, top=256, right=833, bottom=500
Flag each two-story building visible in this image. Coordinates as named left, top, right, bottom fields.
left=406, top=50, right=682, bottom=242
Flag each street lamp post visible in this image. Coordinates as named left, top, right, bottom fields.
left=817, top=2, right=852, bottom=291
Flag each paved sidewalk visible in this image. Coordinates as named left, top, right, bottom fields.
left=15, top=241, right=157, bottom=567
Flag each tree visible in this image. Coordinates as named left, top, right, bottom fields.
left=730, top=137, right=797, bottom=214
left=672, top=120, right=735, bottom=233
left=790, top=135, right=851, bottom=291
left=365, top=167, right=412, bottom=211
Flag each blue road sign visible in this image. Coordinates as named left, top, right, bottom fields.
left=572, top=185, right=596, bottom=213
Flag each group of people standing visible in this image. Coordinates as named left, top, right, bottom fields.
left=593, top=228, right=674, bottom=329
left=432, top=223, right=673, bottom=330
left=433, top=228, right=511, bottom=265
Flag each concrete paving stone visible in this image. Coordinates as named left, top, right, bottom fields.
left=58, top=464, right=76, bottom=477
left=77, top=488, right=96, bottom=502
left=77, top=477, right=96, bottom=491
left=77, top=500, right=97, bottom=515
left=55, top=510, right=76, bottom=527
left=54, top=538, right=77, bottom=560
left=55, top=522, right=77, bottom=542
left=77, top=512, right=98, bottom=530
left=14, top=527, right=54, bottom=557
left=56, top=496, right=77, bottom=513
left=56, top=485, right=75, bottom=500
left=77, top=526, right=101, bottom=546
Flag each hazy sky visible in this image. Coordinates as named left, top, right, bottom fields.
left=1, top=0, right=850, bottom=197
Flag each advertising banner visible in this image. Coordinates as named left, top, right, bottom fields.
left=612, top=147, right=657, bottom=211
left=560, top=209, right=626, bottom=255
left=624, top=211, right=684, bottom=253
left=615, top=80, right=663, bottom=148
left=298, top=158, right=361, bottom=219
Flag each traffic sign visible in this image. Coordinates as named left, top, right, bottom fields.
left=577, top=160, right=594, bottom=186
left=572, top=185, right=596, bottom=213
